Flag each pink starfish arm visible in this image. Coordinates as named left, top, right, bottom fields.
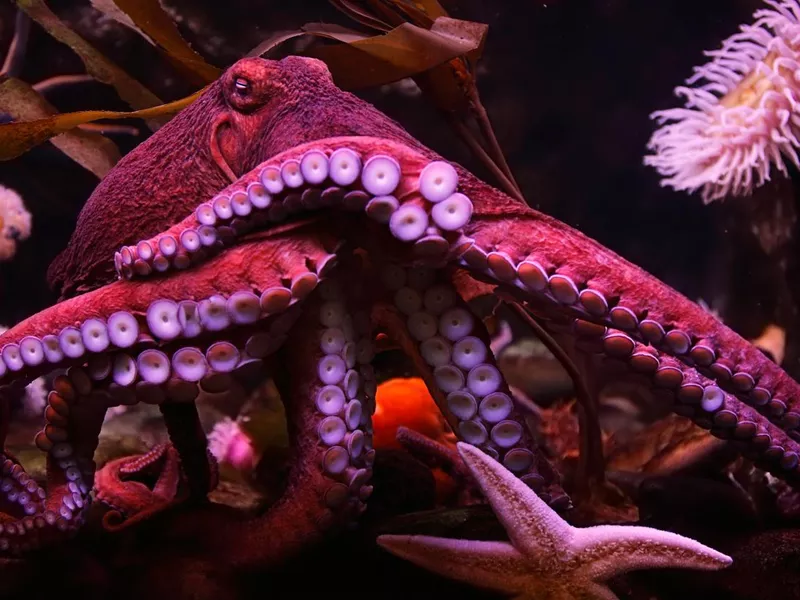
left=376, top=536, right=529, bottom=595
left=571, top=524, right=733, bottom=581
left=377, top=534, right=629, bottom=600
left=379, top=443, right=732, bottom=599
left=456, top=442, right=573, bottom=559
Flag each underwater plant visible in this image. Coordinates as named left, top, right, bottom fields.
left=645, top=0, right=800, bottom=203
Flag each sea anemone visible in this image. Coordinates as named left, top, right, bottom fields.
left=0, top=185, right=31, bottom=260
left=19, top=376, right=46, bottom=420
left=207, top=417, right=257, bottom=473
left=645, top=0, right=800, bottom=203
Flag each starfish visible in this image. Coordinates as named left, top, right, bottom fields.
left=378, top=442, right=732, bottom=600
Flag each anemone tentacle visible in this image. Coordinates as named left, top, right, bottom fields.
left=645, top=0, right=800, bottom=201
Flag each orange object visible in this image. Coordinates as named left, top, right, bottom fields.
left=373, top=377, right=454, bottom=449
left=373, top=377, right=458, bottom=503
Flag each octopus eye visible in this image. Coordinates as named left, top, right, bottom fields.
left=234, top=77, right=251, bottom=95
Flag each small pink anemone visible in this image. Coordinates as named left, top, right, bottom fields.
left=207, top=417, right=257, bottom=473
left=645, top=0, right=800, bottom=203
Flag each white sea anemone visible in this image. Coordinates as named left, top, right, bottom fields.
left=0, top=185, right=31, bottom=260
left=645, top=0, right=800, bottom=203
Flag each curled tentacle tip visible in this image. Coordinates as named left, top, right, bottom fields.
left=207, top=418, right=257, bottom=472
left=645, top=1, right=800, bottom=202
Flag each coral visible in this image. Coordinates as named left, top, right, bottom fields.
left=645, top=0, right=800, bottom=202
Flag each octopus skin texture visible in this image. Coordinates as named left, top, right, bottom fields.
left=0, top=55, right=798, bottom=570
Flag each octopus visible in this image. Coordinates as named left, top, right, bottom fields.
left=0, top=56, right=798, bottom=569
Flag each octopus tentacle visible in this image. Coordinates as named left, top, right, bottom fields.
left=94, top=258, right=376, bottom=565
left=213, top=268, right=376, bottom=568
left=0, top=455, right=44, bottom=518
left=559, top=318, right=800, bottom=480
left=5, top=91, right=799, bottom=571
left=0, top=366, right=105, bottom=553
left=113, top=137, right=469, bottom=281
left=11, top=53, right=792, bottom=572
left=90, top=135, right=566, bottom=504
left=95, top=440, right=219, bottom=532
left=394, top=426, right=481, bottom=501
left=371, top=261, right=567, bottom=506
left=95, top=443, right=184, bottom=531
left=459, top=214, right=800, bottom=438
left=158, top=402, right=213, bottom=501
left=447, top=213, right=800, bottom=482
left=0, top=232, right=334, bottom=388
left=92, top=341, right=288, bottom=528
left=97, top=131, right=800, bottom=489
left=0, top=231, right=340, bottom=553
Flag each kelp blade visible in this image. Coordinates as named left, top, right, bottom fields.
left=0, top=88, right=206, bottom=161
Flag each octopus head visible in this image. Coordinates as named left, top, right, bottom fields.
left=213, top=56, right=335, bottom=178
left=46, top=56, right=338, bottom=298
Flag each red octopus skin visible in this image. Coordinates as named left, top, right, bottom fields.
left=0, top=55, right=796, bottom=569
left=47, top=57, right=426, bottom=299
